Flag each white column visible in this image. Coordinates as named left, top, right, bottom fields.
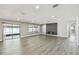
left=75, top=16, right=79, bottom=45
left=0, top=22, right=3, bottom=41
left=42, top=24, right=46, bottom=34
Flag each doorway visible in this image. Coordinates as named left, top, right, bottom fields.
left=68, top=22, right=76, bottom=42
left=69, top=23, right=76, bottom=37
left=3, top=23, right=20, bottom=40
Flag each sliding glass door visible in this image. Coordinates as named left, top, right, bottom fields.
left=3, top=24, right=20, bottom=40
left=12, top=24, right=20, bottom=39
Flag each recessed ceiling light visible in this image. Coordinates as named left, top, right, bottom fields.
left=51, top=16, right=55, bottom=18
left=35, top=5, right=39, bottom=9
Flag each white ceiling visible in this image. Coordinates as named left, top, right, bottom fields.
left=0, top=4, right=79, bottom=24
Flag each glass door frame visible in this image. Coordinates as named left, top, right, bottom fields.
left=2, top=23, right=21, bottom=41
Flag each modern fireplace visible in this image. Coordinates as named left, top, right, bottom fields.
left=46, top=23, right=57, bottom=35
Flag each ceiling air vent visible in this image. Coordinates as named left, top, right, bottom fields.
left=52, top=4, right=59, bottom=8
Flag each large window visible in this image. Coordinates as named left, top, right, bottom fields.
left=28, top=25, right=33, bottom=32
left=13, top=24, right=20, bottom=34
left=3, top=24, right=20, bottom=40
left=28, top=25, right=40, bottom=33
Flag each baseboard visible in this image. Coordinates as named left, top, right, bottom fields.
left=41, top=33, right=68, bottom=38
left=57, top=35, right=68, bottom=38
left=21, top=33, right=41, bottom=38
left=21, top=33, right=68, bottom=38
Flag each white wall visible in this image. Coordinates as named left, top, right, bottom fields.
left=20, top=23, right=28, bottom=37
left=58, top=21, right=68, bottom=37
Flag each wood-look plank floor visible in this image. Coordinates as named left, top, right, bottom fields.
left=0, top=34, right=79, bottom=55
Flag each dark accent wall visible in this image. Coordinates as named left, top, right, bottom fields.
left=46, top=23, right=57, bottom=35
